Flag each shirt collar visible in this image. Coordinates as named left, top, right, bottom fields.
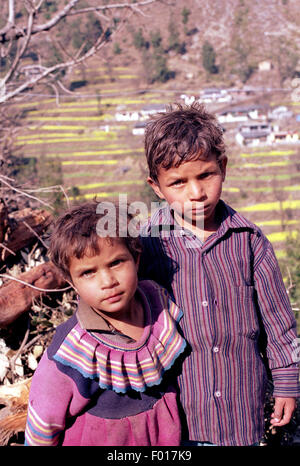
left=76, top=298, right=112, bottom=331
left=143, top=200, right=258, bottom=238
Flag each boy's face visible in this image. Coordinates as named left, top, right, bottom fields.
left=148, top=153, right=227, bottom=231
left=69, top=238, right=139, bottom=318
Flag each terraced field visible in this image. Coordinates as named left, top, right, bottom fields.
left=11, top=66, right=300, bottom=261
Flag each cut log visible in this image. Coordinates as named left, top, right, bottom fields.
left=0, top=208, right=52, bottom=261
left=0, top=262, right=66, bottom=327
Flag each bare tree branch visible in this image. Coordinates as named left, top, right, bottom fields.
left=0, top=0, right=158, bottom=104
left=1, top=0, right=157, bottom=42
left=0, top=0, right=16, bottom=37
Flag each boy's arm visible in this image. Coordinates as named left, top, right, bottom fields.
left=253, top=236, right=300, bottom=404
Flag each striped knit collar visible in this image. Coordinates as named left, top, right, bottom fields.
left=52, top=280, right=187, bottom=393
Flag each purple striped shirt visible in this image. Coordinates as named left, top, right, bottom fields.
left=139, top=200, right=300, bottom=446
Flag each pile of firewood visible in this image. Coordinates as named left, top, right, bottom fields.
left=0, top=196, right=76, bottom=445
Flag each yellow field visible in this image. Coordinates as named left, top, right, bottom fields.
left=266, top=230, right=298, bottom=243
left=62, top=160, right=118, bottom=166
left=77, top=180, right=143, bottom=190
left=240, top=199, right=300, bottom=212
left=240, top=150, right=296, bottom=158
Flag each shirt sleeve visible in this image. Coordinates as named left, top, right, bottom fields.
left=25, top=351, right=73, bottom=446
left=253, top=233, right=300, bottom=398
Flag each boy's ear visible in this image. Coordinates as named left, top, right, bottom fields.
left=147, top=177, right=165, bottom=200
left=220, top=157, right=228, bottom=181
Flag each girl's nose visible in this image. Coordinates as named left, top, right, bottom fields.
left=100, top=270, right=118, bottom=288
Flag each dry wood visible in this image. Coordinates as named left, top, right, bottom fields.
left=0, top=378, right=31, bottom=445
left=0, top=262, right=66, bottom=327
left=0, top=207, right=52, bottom=261
left=0, top=200, right=8, bottom=243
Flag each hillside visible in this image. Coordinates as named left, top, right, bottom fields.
left=1, top=0, right=300, bottom=446
left=2, top=0, right=300, bottom=263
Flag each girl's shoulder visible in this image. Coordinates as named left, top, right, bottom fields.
left=47, top=313, right=79, bottom=359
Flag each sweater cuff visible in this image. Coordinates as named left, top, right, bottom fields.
left=271, top=365, right=300, bottom=398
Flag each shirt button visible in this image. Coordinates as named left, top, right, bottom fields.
left=215, top=391, right=221, bottom=398
left=202, top=301, right=208, bottom=307
left=213, top=347, right=219, bottom=353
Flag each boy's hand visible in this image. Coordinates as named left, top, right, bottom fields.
left=270, top=397, right=296, bottom=427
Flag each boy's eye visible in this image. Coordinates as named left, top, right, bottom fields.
left=199, top=172, right=214, bottom=179
left=110, top=259, right=123, bottom=267
left=170, top=179, right=184, bottom=186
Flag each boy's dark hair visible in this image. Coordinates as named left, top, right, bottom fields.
left=144, top=102, right=226, bottom=182
left=49, top=200, right=142, bottom=282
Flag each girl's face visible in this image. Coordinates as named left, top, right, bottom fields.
left=69, top=238, right=139, bottom=320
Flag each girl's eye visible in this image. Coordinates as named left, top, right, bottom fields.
left=82, top=270, right=95, bottom=277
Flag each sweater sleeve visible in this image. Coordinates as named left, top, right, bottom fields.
left=25, top=351, right=75, bottom=446
left=253, top=234, right=300, bottom=398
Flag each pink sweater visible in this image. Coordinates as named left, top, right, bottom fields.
left=25, top=280, right=187, bottom=446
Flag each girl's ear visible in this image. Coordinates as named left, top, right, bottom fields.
left=147, top=177, right=165, bottom=200
left=135, top=253, right=141, bottom=270
left=66, top=277, right=78, bottom=294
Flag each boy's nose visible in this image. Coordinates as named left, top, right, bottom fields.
left=188, top=182, right=205, bottom=200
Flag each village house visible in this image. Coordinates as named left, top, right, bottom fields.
left=115, top=106, right=140, bottom=122
left=235, top=122, right=273, bottom=147
left=217, top=105, right=268, bottom=124
left=258, top=60, right=272, bottom=72
left=180, top=94, right=196, bottom=105
left=267, top=130, right=299, bottom=145
left=199, top=88, right=232, bottom=104
left=132, top=121, right=148, bottom=136
left=139, top=104, right=166, bottom=120
left=268, top=106, right=293, bottom=120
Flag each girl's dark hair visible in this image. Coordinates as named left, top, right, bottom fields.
left=49, top=200, right=142, bottom=281
left=144, top=102, right=226, bottom=182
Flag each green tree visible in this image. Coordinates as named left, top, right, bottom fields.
left=150, top=30, right=162, bottom=49
left=202, top=41, right=218, bottom=74
left=132, top=28, right=149, bottom=50
left=168, top=17, right=186, bottom=54
left=181, top=7, right=190, bottom=25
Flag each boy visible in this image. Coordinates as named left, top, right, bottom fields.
left=139, top=102, right=299, bottom=446
left=25, top=201, right=187, bottom=446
